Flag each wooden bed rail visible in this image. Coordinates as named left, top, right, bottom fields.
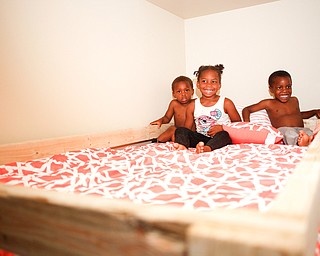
left=0, top=124, right=170, bottom=165
left=0, top=185, right=308, bottom=255
left=0, top=124, right=319, bottom=255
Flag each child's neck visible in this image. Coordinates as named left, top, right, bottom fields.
left=200, top=95, right=219, bottom=107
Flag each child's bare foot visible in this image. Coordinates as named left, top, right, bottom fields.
left=297, top=130, right=313, bottom=146
left=196, top=142, right=212, bottom=153
left=196, top=142, right=205, bottom=153
left=173, top=143, right=187, bottom=150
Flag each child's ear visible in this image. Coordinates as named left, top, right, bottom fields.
left=268, top=86, right=274, bottom=97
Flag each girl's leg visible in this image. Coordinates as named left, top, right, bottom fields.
left=206, top=131, right=232, bottom=150
left=175, top=127, right=209, bottom=148
left=174, top=127, right=194, bottom=148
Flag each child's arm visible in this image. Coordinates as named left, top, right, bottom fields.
left=242, top=100, right=269, bottom=122
left=150, top=100, right=175, bottom=128
left=224, top=98, right=241, bottom=122
left=301, top=109, right=320, bottom=119
left=207, top=98, right=241, bottom=137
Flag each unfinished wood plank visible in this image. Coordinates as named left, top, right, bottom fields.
left=0, top=185, right=186, bottom=256
left=188, top=217, right=303, bottom=256
left=0, top=178, right=318, bottom=256
left=268, top=133, right=320, bottom=256
left=0, top=124, right=170, bottom=165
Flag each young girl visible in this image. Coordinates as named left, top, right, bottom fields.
left=174, top=64, right=241, bottom=153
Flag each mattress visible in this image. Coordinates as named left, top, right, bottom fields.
left=0, top=142, right=306, bottom=211
left=0, top=141, right=319, bottom=255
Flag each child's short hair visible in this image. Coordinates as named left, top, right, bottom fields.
left=268, top=70, right=292, bottom=86
left=171, top=76, right=193, bottom=91
left=193, top=64, right=224, bottom=83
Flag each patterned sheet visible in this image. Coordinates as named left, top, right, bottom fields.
left=1, top=142, right=319, bottom=256
left=0, top=143, right=306, bottom=211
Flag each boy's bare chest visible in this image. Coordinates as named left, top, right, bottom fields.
left=174, top=105, right=188, bottom=118
left=271, top=101, right=299, bottom=116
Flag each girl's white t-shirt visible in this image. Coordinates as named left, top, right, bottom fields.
left=194, top=96, right=231, bottom=136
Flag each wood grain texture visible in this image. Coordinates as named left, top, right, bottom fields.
left=0, top=124, right=319, bottom=256
left=0, top=185, right=188, bottom=256
left=0, top=124, right=170, bottom=165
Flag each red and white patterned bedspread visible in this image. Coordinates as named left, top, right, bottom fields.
left=1, top=142, right=320, bottom=256
left=0, top=143, right=306, bottom=211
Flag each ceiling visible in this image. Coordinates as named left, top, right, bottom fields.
left=146, top=0, right=279, bottom=19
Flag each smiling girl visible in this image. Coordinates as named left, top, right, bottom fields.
left=174, top=64, right=241, bottom=153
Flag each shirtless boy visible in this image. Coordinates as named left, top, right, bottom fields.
left=150, top=76, right=195, bottom=142
left=242, top=70, right=320, bottom=145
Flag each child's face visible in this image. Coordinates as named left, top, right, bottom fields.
left=269, top=76, right=292, bottom=103
left=197, top=70, right=221, bottom=97
left=172, top=81, right=194, bottom=104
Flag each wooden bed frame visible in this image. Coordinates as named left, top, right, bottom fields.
left=0, top=123, right=319, bottom=256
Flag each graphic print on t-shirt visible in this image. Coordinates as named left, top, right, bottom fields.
left=197, top=108, right=222, bottom=135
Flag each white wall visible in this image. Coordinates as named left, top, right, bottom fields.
left=185, top=0, right=320, bottom=110
left=1, top=0, right=319, bottom=145
left=0, top=0, right=185, bottom=144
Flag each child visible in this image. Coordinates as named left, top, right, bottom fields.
left=173, top=64, right=241, bottom=153
left=150, top=75, right=195, bottom=142
left=242, top=70, right=320, bottom=145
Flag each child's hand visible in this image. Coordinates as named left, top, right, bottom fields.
left=207, top=125, right=223, bottom=137
left=150, top=119, right=162, bottom=128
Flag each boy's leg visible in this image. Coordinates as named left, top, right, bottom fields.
left=301, top=127, right=313, bottom=136
left=206, top=131, right=232, bottom=150
left=157, top=126, right=176, bottom=143
left=278, top=127, right=300, bottom=145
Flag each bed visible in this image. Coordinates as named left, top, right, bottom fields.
left=0, top=117, right=320, bottom=256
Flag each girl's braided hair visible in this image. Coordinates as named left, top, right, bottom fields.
left=194, top=64, right=224, bottom=83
